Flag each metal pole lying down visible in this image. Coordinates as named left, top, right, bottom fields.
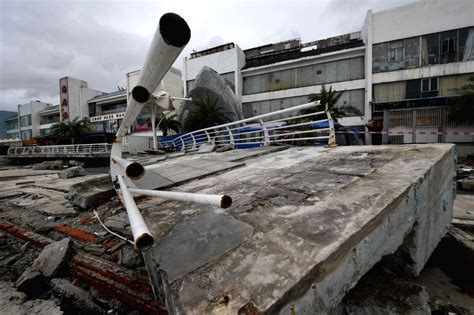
left=110, top=13, right=191, bottom=251
left=129, top=188, right=232, bottom=209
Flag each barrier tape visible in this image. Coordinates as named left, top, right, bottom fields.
left=335, top=131, right=474, bottom=136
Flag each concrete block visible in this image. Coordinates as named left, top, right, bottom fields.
left=51, top=278, right=105, bottom=314
left=32, top=238, right=73, bottom=278
left=65, top=175, right=115, bottom=209
left=32, top=160, right=64, bottom=170
left=139, top=144, right=456, bottom=314
left=58, top=166, right=86, bottom=179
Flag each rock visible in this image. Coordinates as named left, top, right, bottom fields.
left=104, top=212, right=129, bottom=233
left=460, top=176, right=474, bottom=191
left=51, top=278, right=105, bottom=314
left=15, top=270, right=50, bottom=298
left=32, top=160, right=64, bottom=170
left=32, top=238, right=73, bottom=278
left=120, top=246, right=144, bottom=268
left=58, top=166, right=86, bottom=179
left=177, top=66, right=242, bottom=132
left=65, top=175, right=115, bottom=209
left=68, top=160, right=84, bottom=167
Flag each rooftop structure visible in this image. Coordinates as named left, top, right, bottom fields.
left=183, top=0, right=474, bottom=142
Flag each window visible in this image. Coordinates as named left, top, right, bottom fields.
left=388, top=40, right=404, bottom=62
left=441, top=38, right=456, bottom=54
left=421, top=77, right=438, bottom=98
left=20, top=115, right=32, bottom=127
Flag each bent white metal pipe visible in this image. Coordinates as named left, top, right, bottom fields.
left=128, top=188, right=233, bottom=209
left=117, top=175, right=154, bottom=251
left=111, top=156, right=145, bottom=180
left=111, top=13, right=191, bottom=251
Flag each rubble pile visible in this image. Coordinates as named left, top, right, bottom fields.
left=0, top=165, right=152, bottom=314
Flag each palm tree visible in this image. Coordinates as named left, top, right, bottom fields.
left=49, top=117, right=88, bottom=144
left=448, top=76, right=474, bottom=122
left=156, top=114, right=180, bottom=136
left=304, top=84, right=362, bottom=121
left=184, top=95, right=232, bottom=132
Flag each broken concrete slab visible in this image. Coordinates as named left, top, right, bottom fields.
left=65, top=175, right=114, bottom=209
left=136, top=144, right=456, bottom=314
left=58, top=166, right=86, bottom=179
left=32, top=160, right=64, bottom=170
left=32, top=238, right=72, bottom=278
left=150, top=209, right=253, bottom=282
left=51, top=278, right=105, bottom=315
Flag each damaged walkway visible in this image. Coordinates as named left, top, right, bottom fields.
left=131, top=144, right=456, bottom=314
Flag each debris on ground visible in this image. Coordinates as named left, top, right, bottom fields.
left=32, top=160, right=64, bottom=170
left=65, top=175, right=114, bottom=209
left=59, top=166, right=86, bottom=179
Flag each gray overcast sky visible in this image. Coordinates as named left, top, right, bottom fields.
left=0, top=0, right=416, bottom=112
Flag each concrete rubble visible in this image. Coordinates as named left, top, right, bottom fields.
left=65, top=175, right=115, bottom=209
left=58, top=166, right=86, bottom=179
left=0, top=144, right=473, bottom=314
left=32, top=160, right=64, bottom=170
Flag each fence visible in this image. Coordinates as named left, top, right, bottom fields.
left=7, top=143, right=112, bottom=157
left=156, top=101, right=336, bottom=151
left=382, top=107, right=474, bottom=144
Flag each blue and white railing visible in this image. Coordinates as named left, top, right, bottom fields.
left=156, top=101, right=336, bottom=151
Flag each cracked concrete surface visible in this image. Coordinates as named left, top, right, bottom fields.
left=134, top=144, right=456, bottom=314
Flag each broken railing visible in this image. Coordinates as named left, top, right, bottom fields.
left=156, top=102, right=337, bottom=151
left=7, top=143, right=112, bottom=156
left=109, top=13, right=234, bottom=258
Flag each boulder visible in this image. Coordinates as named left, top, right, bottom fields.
left=32, top=160, right=64, bottom=170
left=177, top=66, right=242, bottom=132
left=51, top=278, right=105, bottom=314
left=58, top=166, right=86, bottom=179
left=65, top=175, right=115, bottom=209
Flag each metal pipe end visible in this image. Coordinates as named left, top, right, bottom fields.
left=160, top=13, right=191, bottom=47
left=221, top=195, right=233, bottom=209
left=135, top=233, right=155, bottom=251
left=126, top=162, right=145, bottom=180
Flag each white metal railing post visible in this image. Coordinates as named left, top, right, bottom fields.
left=325, top=104, right=337, bottom=147
left=259, top=119, right=270, bottom=146
left=205, top=130, right=211, bottom=142
left=225, top=126, right=234, bottom=148
left=180, top=137, right=185, bottom=152
left=190, top=133, right=197, bottom=149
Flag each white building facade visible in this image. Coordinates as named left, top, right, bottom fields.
left=183, top=0, right=474, bottom=143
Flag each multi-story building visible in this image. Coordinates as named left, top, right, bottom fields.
left=87, top=67, right=183, bottom=135
left=363, top=0, right=474, bottom=144
left=183, top=0, right=474, bottom=144
left=3, top=67, right=183, bottom=142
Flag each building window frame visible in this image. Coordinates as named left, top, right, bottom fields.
left=388, top=40, right=404, bottom=62
left=421, top=77, right=439, bottom=98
